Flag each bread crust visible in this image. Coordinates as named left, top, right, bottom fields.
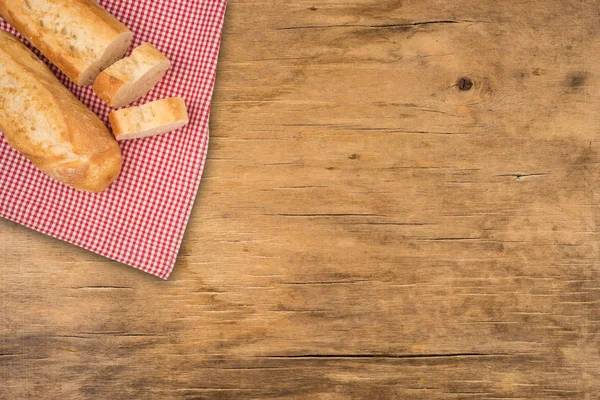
left=93, top=43, right=171, bottom=108
left=0, top=0, right=132, bottom=86
left=0, top=30, right=122, bottom=192
left=109, top=97, right=189, bottom=140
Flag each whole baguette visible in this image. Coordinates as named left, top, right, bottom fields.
left=0, top=30, right=122, bottom=192
left=0, top=0, right=132, bottom=86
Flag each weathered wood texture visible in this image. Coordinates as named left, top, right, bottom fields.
left=2, top=0, right=600, bottom=398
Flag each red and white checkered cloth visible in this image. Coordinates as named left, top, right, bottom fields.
left=0, top=0, right=227, bottom=279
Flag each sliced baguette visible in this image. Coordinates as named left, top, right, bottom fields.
left=0, top=0, right=133, bottom=86
left=94, top=43, right=171, bottom=108
left=109, top=97, right=189, bottom=141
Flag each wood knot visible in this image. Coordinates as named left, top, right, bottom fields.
left=566, top=72, right=587, bottom=90
left=457, top=77, right=473, bottom=91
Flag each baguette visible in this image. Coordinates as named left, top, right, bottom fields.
left=0, top=0, right=133, bottom=86
left=94, top=43, right=171, bottom=108
left=109, top=97, right=189, bottom=141
left=0, top=30, right=122, bottom=192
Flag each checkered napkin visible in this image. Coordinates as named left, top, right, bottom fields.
left=0, top=0, right=227, bottom=279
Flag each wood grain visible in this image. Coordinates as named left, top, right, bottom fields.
left=2, top=0, right=600, bottom=398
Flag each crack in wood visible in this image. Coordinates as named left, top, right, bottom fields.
left=278, top=20, right=482, bottom=31
left=72, top=286, right=133, bottom=290
left=416, top=237, right=486, bottom=241
left=65, top=332, right=166, bottom=337
left=352, top=128, right=470, bottom=135
left=263, top=213, right=384, bottom=217
left=346, top=222, right=432, bottom=226
left=282, top=280, right=369, bottom=285
left=495, top=173, right=549, bottom=180
left=278, top=185, right=329, bottom=189
left=175, top=388, right=258, bottom=391
left=259, top=353, right=508, bottom=359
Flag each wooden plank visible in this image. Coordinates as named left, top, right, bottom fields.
left=2, top=0, right=600, bottom=398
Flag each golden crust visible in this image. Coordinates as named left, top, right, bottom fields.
left=0, top=30, right=122, bottom=192
left=93, top=72, right=127, bottom=107
left=0, top=0, right=132, bottom=86
left=108, top=111, right=124, bottom=137
left=93, top=43, right=171, bottom=107
left=109, top=97, right=189, bottom=139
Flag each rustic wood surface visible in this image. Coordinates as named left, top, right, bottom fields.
left=3, top=0, right=600, bottom=398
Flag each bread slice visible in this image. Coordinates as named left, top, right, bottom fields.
left=94, top=43, right=171, bottom=108
left=109, top=97, right=189, bottom=141
left=0, top=0, right=133, bottom=86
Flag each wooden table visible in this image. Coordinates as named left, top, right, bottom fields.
left=2, top=0, right=600, bottom=398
